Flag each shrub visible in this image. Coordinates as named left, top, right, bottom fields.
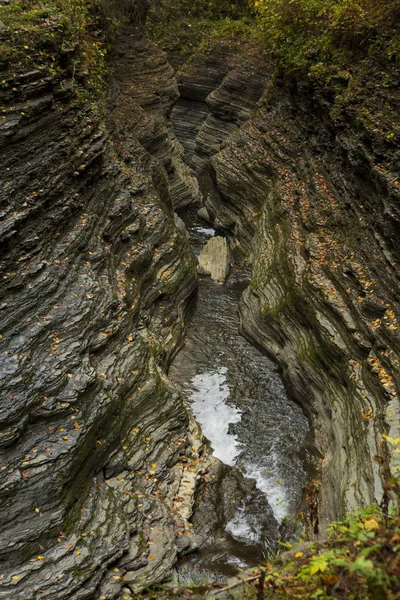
left=253, top=0, right=400, bottom=71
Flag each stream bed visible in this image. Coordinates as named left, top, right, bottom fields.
left=168, top=208, right=311, bottom=579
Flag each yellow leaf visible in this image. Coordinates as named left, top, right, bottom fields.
left=63, top=436, right=69, bottom=441
left=364, top=518, right=379, bottom=532
left=37, top=555, right=45, bottom=560
left=295, top=552, right=304, bottom=558
left=149, top=555, right=155, bottom=561
left=35, top=508, right=40, bottom=513
left=151, top=463, right=157, bottom=469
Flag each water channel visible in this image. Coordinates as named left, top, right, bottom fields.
left=168, top=207, right=311, bottom=579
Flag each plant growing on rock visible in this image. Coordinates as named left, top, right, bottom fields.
left=253, top=0, right=400, bottom=73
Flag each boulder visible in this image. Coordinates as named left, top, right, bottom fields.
left=198, top=236, right=230, bottom=283
left=197, top=205, right=211, bottom=224
left=174, top=212, right=190, bottom=239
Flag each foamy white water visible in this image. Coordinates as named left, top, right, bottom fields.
left=196, top=226, right=215, bottom=236
left=226, top=506, right=262, bottom=544
left=226, top=458, right=289, bottom=546
left=189, top=368, right=242, bottom=466
left=190, top=369, right=289, bottom=526
left=244, top=459, right=289, bottom=523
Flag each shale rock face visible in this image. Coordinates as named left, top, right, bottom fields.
left=111, top=31, right=202, bottom=211
left=0, top=24, right=203, bottom=600
left=171, top=41, right=271, bottom=177
left=205, top=76, right=400, bottom=526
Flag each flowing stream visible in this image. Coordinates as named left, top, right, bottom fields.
left=168, top=208, right=311, bottom=579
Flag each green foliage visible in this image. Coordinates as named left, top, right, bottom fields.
left=253, top=0, right=400, bottom=73
left=0, top=0, right=135, bottom=101
left=146, top=0, right=254, bottom=60
left=288, top=504, right=397, bottom=599
left=149, top=0, right=251, bottom=23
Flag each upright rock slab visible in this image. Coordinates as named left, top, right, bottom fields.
left=198, top=236, right=231, bottom=283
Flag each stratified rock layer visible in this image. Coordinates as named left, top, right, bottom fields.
left=112, top=31, right=202, bottom=210
left=171, top=41, right=270, bottom=177
left=0, top=27, right=203, bottom=600
left=206, top=74, right=400, bottom=526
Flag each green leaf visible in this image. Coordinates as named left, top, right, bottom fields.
left=349, top=556, right=374, bottom=575
left=309, top=556, right=328, bottom=576
left=311, top=591, right=325, bottom=599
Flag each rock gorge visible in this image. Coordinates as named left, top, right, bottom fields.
left=170, top=30, right=400, bottom=527
left=0, top=0, right=399, bottom=598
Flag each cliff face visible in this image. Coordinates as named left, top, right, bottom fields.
left=0, top=17, right=203, bottom=600
left=111, top=30, right=202, bottom=210
left=171, top=40, right=271, bottom=179
left=205, top=72, right=400, bottom=526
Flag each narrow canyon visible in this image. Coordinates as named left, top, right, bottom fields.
left=0, top=0, right=399, bottom=598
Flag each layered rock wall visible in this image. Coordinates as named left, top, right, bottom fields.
left=0, top=20, right=203, bottom=600
left=206, top=76, right=400, bottom=526
left=171, top=41, right=271, bottom=179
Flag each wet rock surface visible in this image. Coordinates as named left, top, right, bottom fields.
left=171, top=41, right=271, bottom=178
left=204, top=77, right=400, bottom=526
left=111, top=31, right=202, bottom=211
left=0, top=25, right=204, bottom=600
left=166, top=31, right=400, bottom=531
left=2, top=3, right=399, bottom=597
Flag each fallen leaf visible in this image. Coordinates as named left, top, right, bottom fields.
left=364, top=517, right=379, bottom=532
